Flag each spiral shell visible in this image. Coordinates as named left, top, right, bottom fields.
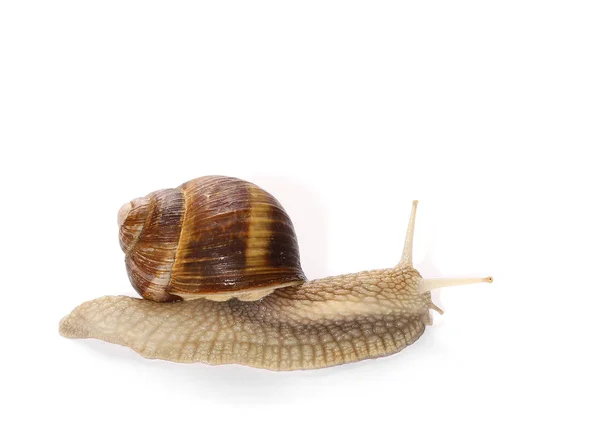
left=118, top=176, right=306, bottom=302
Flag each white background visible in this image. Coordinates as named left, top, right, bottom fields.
left=1, top=1, right=599, bottom=425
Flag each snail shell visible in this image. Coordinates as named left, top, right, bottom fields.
left=118, top=176, right=306, bottom=302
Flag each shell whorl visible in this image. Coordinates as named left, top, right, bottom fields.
left=118, top=176, right=306, bottom=302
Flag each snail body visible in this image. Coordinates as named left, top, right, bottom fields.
left=60, top=176, right=492, bottom=371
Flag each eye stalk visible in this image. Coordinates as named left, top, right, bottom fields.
left=395, top=200, right=494, bottom=294
left=419, top=276, right=494, bottom=293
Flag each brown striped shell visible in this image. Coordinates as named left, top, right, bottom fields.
left=117, top=176, right=307, bottom=302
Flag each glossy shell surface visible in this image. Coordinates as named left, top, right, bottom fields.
left=118, top=176, right=306, bottom=302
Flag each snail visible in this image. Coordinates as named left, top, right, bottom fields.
left=59, top=175, right=493, bottom=371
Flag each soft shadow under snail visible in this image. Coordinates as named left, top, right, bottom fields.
left=59, top=176, right=493, bottom=371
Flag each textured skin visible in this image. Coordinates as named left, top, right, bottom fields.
left=60, top=267, right=436, bottom=370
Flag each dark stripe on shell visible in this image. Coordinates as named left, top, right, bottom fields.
left=168, top=176, right=306, bottom=297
